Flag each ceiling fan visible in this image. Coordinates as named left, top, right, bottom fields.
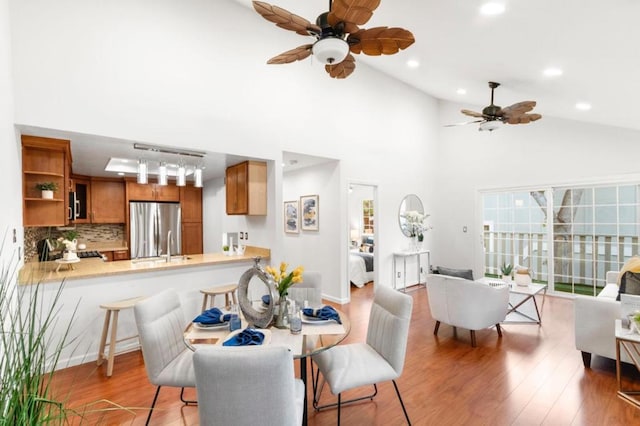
left=446, top=82, right=542, bottom=131
left=252, top=0, right=415, bottom=79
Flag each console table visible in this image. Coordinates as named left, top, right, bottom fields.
left=392, top=250, right=430, bottom=292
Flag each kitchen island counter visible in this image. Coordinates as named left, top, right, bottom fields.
left=19, top=246, right=270, bottom=284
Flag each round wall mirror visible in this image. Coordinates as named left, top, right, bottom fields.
left=398, top=194, right=424, bottom=237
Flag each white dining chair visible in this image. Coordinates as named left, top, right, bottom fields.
left=133, top=289, right=196, bottom=425
left=193, top=345, right=305, bottom=426
left=312, top=285, right=413, bottom=425
left=288, top=271, right=322, bottom=307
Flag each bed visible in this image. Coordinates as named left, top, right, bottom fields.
left=350, top=251, right=374, bottom=288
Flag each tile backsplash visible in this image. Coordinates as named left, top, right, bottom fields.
left=24, top=224, right=124, bottom=262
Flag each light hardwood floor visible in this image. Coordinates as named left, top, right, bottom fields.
left=51, top=284, right=640, bottom=425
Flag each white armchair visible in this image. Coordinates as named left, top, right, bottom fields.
left=427, top=274, right=509, bottom=347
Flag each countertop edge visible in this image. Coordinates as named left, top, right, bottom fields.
left=18, top=246, right=271, bottom=285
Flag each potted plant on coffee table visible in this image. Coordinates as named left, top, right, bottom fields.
left=500, top=263, right=513, bottom=282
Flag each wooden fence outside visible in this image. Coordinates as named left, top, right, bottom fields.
left=484, top=231, right=639, bottom=291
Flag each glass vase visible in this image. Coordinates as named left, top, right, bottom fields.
left=275, top=294, right=290, bottom=329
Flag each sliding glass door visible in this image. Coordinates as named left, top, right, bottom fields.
left=482, top=190, right=549, bottom=285
left=482, top=183, right=640, bottom=296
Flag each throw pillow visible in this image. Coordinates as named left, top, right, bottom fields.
left=435, top=266, right=474, bottom=281
left=617, top=271, right=640, bottom=301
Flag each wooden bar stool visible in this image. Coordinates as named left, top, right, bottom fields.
left=200, top=283, right=238, bottom=312
left=97, top=296, right=145, bottom=377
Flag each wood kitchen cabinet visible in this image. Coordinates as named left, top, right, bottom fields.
left=22, top=136, right=71, bottom=227
left=225, top=161, right=267, bottom=215
left=101, top=249, right=128, bottom=262
left=181, top=222, right=203, bottom=255
left=127, top=181, right=180, bottom=202
left=91, top=178, right=125, bottom=223
left=180, top=185, right=202, bottom=223
left=180, top=185, right=203, bottom=254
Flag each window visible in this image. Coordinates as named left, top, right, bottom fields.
left=362, top=200, right=374, bottom=234
left=482, top=183, right=640, bottom=295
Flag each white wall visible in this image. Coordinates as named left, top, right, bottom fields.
left=8, top=0, right=440, bottom=301
left=434, top=99, right=640, bottom=278
left=0, top=0, right=21, bottom=264
left=282, top=161, right=342, bottom=300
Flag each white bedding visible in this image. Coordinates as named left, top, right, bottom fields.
left=350, top=253, right=374, bottom=288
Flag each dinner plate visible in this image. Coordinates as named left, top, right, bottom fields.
left=193, top=321, right=230, bottom=330
left=219, top=328, right=272, bottom=346
left=301, top=315, right=334, bottom=325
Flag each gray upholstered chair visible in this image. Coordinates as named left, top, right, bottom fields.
left=133, top=289, right=196, bottom=425
left=288, top=270, right=322, bottom=307
left=427, top=274, right=509, bottom=347
left=193, top=346, right=304, bottom=426
left=312, top=285, right=413, bottom=424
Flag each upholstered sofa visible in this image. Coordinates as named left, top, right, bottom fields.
left=574, top=271, right=630, bottom=367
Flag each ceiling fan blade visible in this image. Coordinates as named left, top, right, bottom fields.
left=328, top=0, right=381, bottom=27
left=461, top=109, right=485, bottom=118
left=500, top=101, right=536, bottom=118
left=505, top=113, right=542, bottom=125
left=348, top=27, right=415, bottom=55
left=325, top=54, right=356, bottom=79
left=444, top=120, right=484, bottom=127
left=252, top=1, right=321, bottom=36
left=266, top=45, right=313, bottom=64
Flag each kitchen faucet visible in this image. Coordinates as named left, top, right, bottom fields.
left=166, top=230, right=172, bottom=263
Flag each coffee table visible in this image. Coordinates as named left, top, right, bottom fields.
left=505, top=282, right=547, bottom=324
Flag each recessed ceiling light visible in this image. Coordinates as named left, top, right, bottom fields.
left=456, top=88, right=467, bottom=95
left=406, top=59, right=420, bottom=69
left=575, top=102, right=592, bottom=111
left=543, top=67, right=563, bottom=77
left=480, top=2, right=505, bottom=16
left=117, top=172, right=125, bottom=176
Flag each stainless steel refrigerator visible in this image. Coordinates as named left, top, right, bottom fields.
left=130, top=202, right=182, bottom=259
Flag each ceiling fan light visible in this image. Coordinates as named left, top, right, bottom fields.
left=312, top=37, right=349, bottom=65
left=479, top=120, right=503, bottom=132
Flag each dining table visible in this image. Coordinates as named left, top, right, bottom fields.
left=184, top=307, right=351, bottom=426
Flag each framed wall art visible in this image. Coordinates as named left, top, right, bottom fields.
left=300, top=194, right=319, bottom=231
left=284, top=200, right=299, bottom=233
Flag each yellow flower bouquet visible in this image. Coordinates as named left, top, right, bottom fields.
left=265, top=262, right=304, bottom=297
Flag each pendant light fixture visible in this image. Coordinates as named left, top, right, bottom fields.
left=158, top=162, right=168, bottom=186
left=194, top=166, right=203, bottom=188
left=137, top=159, right=148, bottom=184
left=177, top=164, right=186, bottom=187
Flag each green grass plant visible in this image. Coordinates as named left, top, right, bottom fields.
left=0, top=238, right=77, bottom=424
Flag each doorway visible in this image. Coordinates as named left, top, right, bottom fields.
left=347, top=183, right=378, bottom=295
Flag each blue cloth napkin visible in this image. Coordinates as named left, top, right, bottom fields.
left=222, top=328, right=265, bottom=346
left=193, top=307, right=231, bottom=325
left=303, top=306, right=341, bottom=324
left=261, top=295, right=271, bottom=305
